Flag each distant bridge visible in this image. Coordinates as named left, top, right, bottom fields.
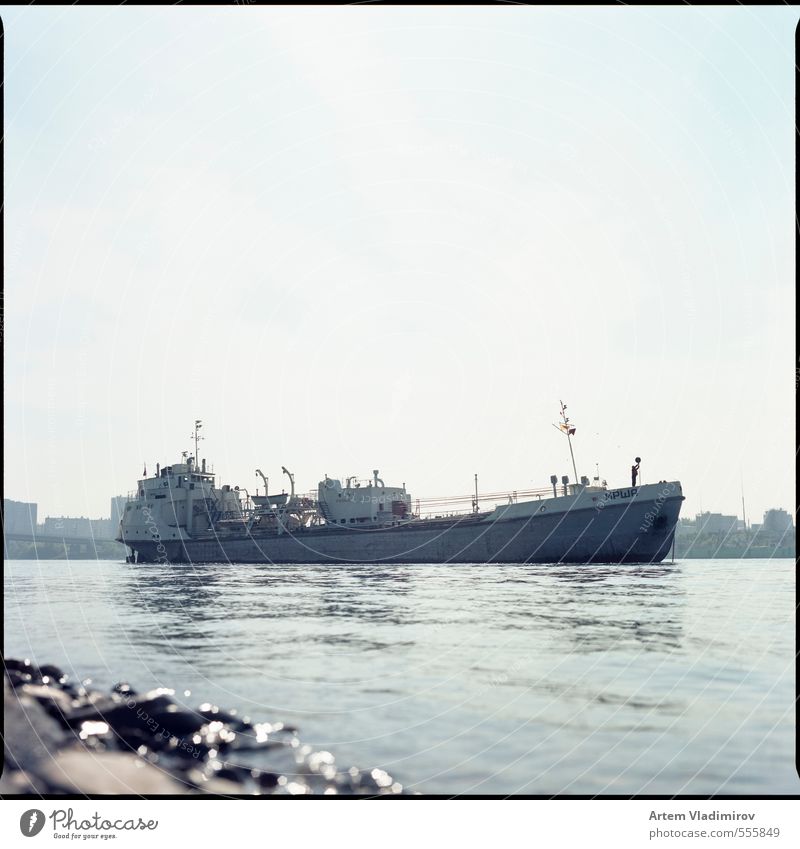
left=4, top=532, right=128, bottom=555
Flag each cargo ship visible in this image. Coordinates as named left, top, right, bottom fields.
left=116, top=421, right=684, bottom=565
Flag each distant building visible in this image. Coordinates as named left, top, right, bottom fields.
left=762, top=509, right=793, bottom=536
left=41, top=516, right=117, bottom=539
left=43, top=516, right=93, bottom=537
left=3, top=499, right=38, bottom=534
left=110, top=495, right=128, bottom=523
left=91, top=518, right=116, bottom=538
left=695, top=512, right=738, bottom=535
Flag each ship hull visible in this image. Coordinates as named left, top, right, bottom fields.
left=123, top=485, right=683, bottom=566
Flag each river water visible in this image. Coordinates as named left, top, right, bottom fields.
left=4, top=558, right=797, bottom=795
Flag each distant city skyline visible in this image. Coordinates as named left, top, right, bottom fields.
left=3, top=493, right=795, bottom=535
left=2, top=6, right=796, bottom=523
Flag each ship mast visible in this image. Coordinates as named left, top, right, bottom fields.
left=192, top=419, right=203, bottom=465
left=553, top=400, right=579, bottom=485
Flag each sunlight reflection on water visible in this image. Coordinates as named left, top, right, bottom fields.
left=5, top=558, right=796, bottom=795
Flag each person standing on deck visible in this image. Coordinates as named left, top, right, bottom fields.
left=631, top=457, right=641, bottom=487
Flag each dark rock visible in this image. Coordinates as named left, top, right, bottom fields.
left=6, top=668, right=34, bottom=688
left=3, top=657, right=411, bottom=795
left=19, top=683, right=75, bottom=726
left=128, top=688, right=178, bottom=711
left=62, top=696, right=121, bottom=726
left=147, top=706, right=205, bottom=739
left=38, top=663, right=68, bottom=684
left=165, top=736, right=213, bottom=762
left=222, top=743, right=303, bottom=778
left=253, top=768, right=280, bottom=789
left=67, top=689, right=176, bottom=732
left=214, top=765, right=244, bottom=783
left=198, top=705, right=237, bottom=724
left=4, top=658, right=37, bottom=675
left=111, top=726, right=157, bottom=753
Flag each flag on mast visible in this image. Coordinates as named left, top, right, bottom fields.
left=554, top=400, right=580, bottom=485
left=557, top=400, right=576, bottom=435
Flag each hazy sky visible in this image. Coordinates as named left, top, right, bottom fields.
left=3, top=6, right=796, bottom=523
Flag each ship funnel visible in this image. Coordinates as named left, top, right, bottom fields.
left=202, top=458, right=206, bottom=473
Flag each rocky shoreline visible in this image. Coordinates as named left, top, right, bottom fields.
left=2, top=658, right=407, bottom=796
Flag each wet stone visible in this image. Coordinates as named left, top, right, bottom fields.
left=211, top=763, right=254, bottom=784
left=5, top=668, right=34, bottom=687
left=220, top=742, right=304, bottom=778
left=20, top=682, right=74, bottom=717
left=63, top=696, right=124, bottom=726
left=164, top=734, right=212, bottom=762
left=252, top=768, right=280, bottom=790
left=38, top=663, right=68, bottom=684
left=198, top=705, right=239, bottom=725
left=147, top=706, right=205, bottom=739
left=3, top=656, right=411, bottom=795
left=4, top=658, right=37, bottom=675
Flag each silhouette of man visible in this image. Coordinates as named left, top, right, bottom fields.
left=631, top=457, right=641, bottom=487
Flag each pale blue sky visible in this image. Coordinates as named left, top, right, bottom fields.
left=2, top=6, right=796, bottom=523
